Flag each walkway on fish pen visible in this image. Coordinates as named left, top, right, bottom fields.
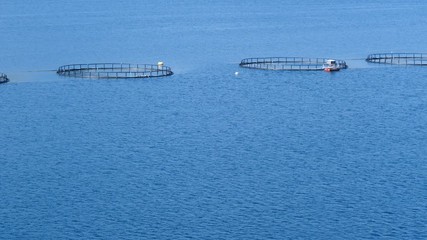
left=57, top=63, right=174, bottom=79
left=366, top=53, right=427, bottom=65
left=0, top=73, right=9, bottom=84
left=239, top=57, right=348, bottom=71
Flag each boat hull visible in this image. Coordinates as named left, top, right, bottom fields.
left=324, top=67, right=340, bottom=72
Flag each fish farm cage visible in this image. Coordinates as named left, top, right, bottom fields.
left=0, top=73, right=9, bottom=83
left=366, top=53, right=427, bottom=65
left=57, top=63, right=173, bottom=79
left=239, top=57, right=347, bottom=71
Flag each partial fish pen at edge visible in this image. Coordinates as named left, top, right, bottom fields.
left=0, top=73, right=9, bottom=84
left=366, top=53, right=427, bottom=65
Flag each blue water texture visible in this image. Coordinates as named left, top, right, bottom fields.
left=1, top=1, right=426, bottom=239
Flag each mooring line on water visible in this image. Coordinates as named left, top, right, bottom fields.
left=344, top=58, right=367, bottom=61
left=25, top=69, right=58, bottom=73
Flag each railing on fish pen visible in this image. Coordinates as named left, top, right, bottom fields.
left=366, top=53, right=427, bottom=65
left=239, top=57, right=347, bottom=71
left=57, top=63, right=174, bottom=79
left=0, top=73, right=9, bottom=83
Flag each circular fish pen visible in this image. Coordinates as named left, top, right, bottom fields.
left=0, top=73, right=9, bottom=84
left=366, top=53, right=427, bottom=65
left=239, top=57, right=347, bottom=71
left=57, top=63, right=173, bottom=79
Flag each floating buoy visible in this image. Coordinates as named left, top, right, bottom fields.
left=235, top=71, right=239, bottom=76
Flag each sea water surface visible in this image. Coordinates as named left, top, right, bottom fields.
left=1, top=1, right=426, bottom=239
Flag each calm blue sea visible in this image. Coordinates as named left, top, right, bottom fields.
left=1, top=1, right=426, bottom=239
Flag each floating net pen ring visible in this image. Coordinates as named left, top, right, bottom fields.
left=366, top=53, right=427, bottom=65
left=239, top=57, right=347, bottom=71
left=57, top=63, right=173, bottom=79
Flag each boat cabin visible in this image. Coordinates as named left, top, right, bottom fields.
left=326, top=59, right=337, bottom=66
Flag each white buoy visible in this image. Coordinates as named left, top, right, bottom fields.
left=235, top=71, right=239, bottom=76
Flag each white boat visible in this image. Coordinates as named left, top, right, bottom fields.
left=323, top=59, right=340, bottom=72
